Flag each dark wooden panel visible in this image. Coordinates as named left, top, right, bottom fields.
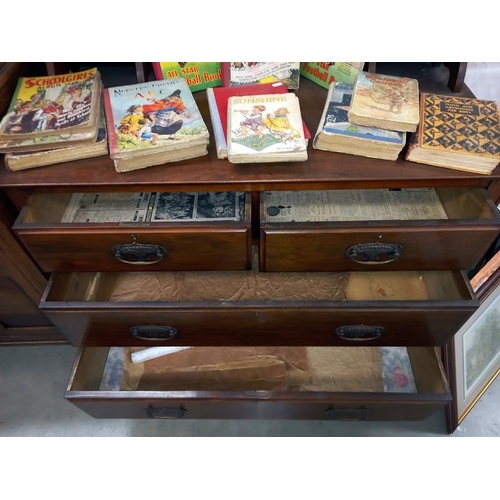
left=15, top=227, right=251, bottom=272
left=261, top=226, right=500, bottom=272
left=0, top=324, right=67, bottom=345
left=0, top=277, right=52, bottom=327
left=67, top=395, right=448, bottom=421
left=43, top=305, right=475, bottom=347
left=0, top=63, right=25, bottom=116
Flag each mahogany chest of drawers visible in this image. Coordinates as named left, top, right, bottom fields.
left=1, top=76, right=500, bottom=426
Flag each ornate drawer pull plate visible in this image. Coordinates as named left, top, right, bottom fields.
left=130, top=325, right=178, bottom=341
left=144, top=407, right=187, bottom=419
left=335, top=325, right=384, bottom=341
left=112, top=240, right=167, bottom=265
left=346, top=242, right=402, bottom=264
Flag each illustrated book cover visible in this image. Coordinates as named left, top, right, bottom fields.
left=227, top=92, right=307, bottom=163
left=0, top=67, right=102, bottom=143
left=207, top=81, right=310, bottom=159
left=103, top=78, right=209, bottom=160
left=152, top=62, right=222, bottom=92
left=4, top=106, right=108, bottom=171
left=348, top=71, right=420, bottom=132
left=300, top=62, right=364, bottom=89
left=313, top=81, right=405, bottom=161
left=221, top=63, right=301, bottom=90
left=405, top=93, right=500, bottom=174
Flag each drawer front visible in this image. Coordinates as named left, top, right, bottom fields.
left=67, top=395, right=449, bottom=421
left=261, top=226, right=500, bottom=272
left=66, top=347, right=451, bottom=421
left=43, top=306, right=474, bottom=347
left=41, top=269, right=477, bottom=347
left=17, top=227, right=251, bottom=272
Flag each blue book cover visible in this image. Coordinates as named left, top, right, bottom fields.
left=321, top=82, right=405, bottom=145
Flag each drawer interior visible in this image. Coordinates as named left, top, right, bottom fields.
left=69, top=345, right=448, bottom=396
left=17, top=192, right=248, bottom=225
left=261, top=187, right=498, bottom=223
left=45, top=269, right=473, bottom=303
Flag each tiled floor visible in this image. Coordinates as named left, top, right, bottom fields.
left=0, top=344, right=498, bottom=437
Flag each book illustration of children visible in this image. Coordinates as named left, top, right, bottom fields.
left=263, top=107, right=301, bottom=143
left=236, top=105, right=266, bottom=139
left=1, top=101, right=35, bottom=133
left=142, top=89, right=191, bottom=138
left=136, top=116, right=158, bottom=145
left=33, top=100, right=61, bottom=132
left=118, top=105, right=145, bottom=136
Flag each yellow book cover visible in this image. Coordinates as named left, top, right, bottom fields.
left=349, top=71, right=420, bottom=132
left=416, top=93, right=500, bottom=158
left=0, top=68, right=101, bottom=140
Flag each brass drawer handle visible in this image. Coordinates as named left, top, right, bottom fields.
left=335, top=325, right=384, bottom=341
left=112, top=242, right=167, bottom=265
left=325, top=408, right=369, bottom=421
left=130, top=325, right=178, bottom=341
left=346, top=242, right=402, bottom=265
left=144, top=407, right=187, bottom=419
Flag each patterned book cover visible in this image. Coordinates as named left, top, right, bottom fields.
left=152, top=62, right=222, bottom=92
left=227, top=92, right=307, bottom=155
left=317, top=82, right=405, bottom=144
left=222, top=62, right=300, bottom=89
left=415, top=93, right=500, bottom=158
left=103, top=78, right=209, bottom=158
left=0, top=68, right=100, bottom=140
left=349, top=71, right=419, bottom=129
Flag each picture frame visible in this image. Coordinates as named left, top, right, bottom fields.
left=452, top=281, right=500, bottom=426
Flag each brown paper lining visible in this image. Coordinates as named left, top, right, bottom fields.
left=104, top=271, right=349, bottom=303
left=122, top=346, right=384, bottom=393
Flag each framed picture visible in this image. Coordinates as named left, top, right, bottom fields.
left=453, top=281, right=500, bottom=425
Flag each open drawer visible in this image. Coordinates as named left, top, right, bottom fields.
left=66, top=345, right=451, bottom=421
left=13, top=192, right=251, bottom=272
left=40, top=268, right=478, bottom=347
left=260, top=187, right=500, bottom=271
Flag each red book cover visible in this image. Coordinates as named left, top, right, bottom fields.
left=102, top=87, right=118, bottom=157
left=207, top=81, right=310, bottom=159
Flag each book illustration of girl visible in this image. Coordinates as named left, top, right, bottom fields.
left=263, top=107, right=301, bottom=143
left=118, top=105, right=145, bottom=136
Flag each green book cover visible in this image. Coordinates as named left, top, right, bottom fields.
left=153, top=62, right=222, bottom=92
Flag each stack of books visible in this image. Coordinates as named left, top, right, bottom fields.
left=348, top=71, right=420, bottom=132
left=405, top=93, right=500, bottom=175
left=314, top=82, right=406, bottom=161
left=226, top=91, right=308, bottom=164
left=313, top=71, right=419, bottom=161
left=103, top=78, right=210, bottom=173
left=0, top=68, right=106, bottom=171
left=208, top=80, right=312, bottom=160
